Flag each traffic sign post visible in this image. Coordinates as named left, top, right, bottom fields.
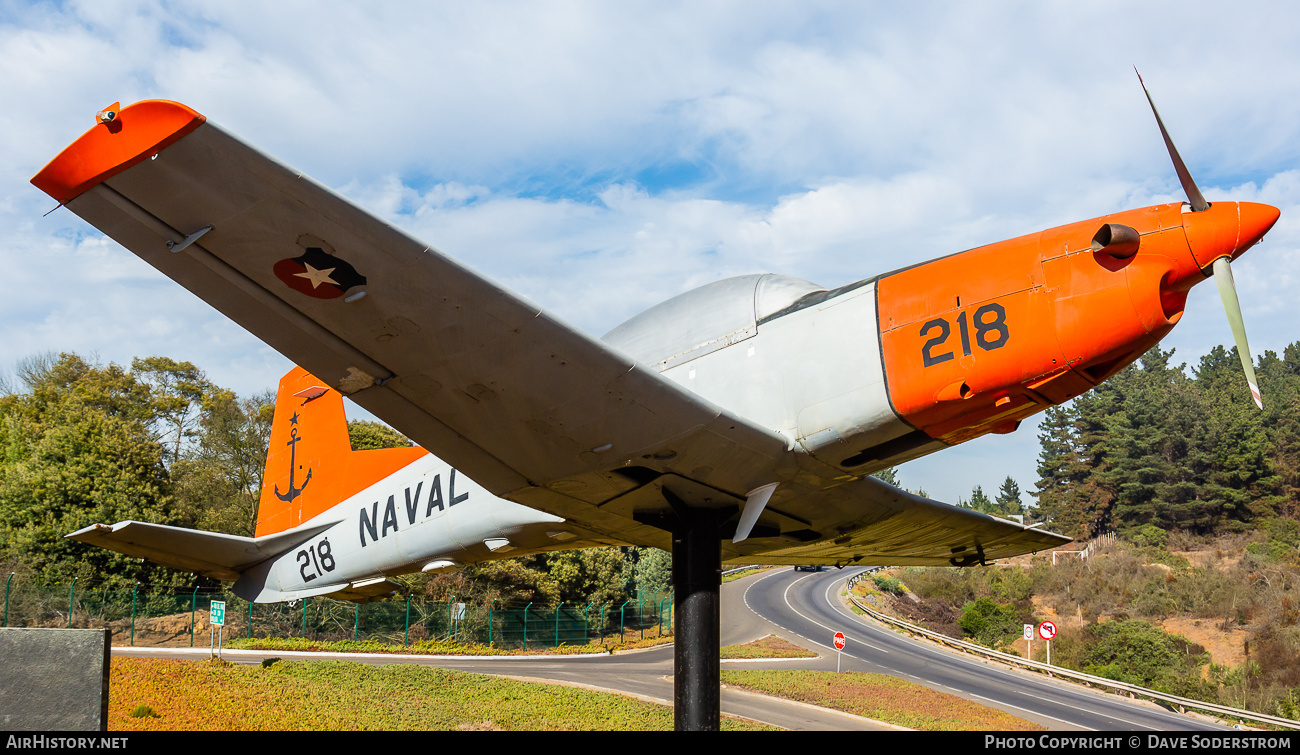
left=1024, top=623, right=1033, bottom=661
left=833, top=631, right=846, bottom=672
left=210, top=600, right=226, bottom=659
left=1037, top=621, right=1056, bottom=666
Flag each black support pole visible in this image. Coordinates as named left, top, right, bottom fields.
left=672, top=506, right=722, bottom=731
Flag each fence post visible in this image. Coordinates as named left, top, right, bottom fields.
left=523, top=603, right=532, bottom=650
left=554, top=602, right=563, bottom=648
left=654, top=589, right=667, bottom=634
left=302, top=598, right=308, bottom=638
left=131, top=583, right=138, bottom=646
left=638, top=595, right=648, bottom=639
left=189, top=586, right=198, bottom=647
left=353, top=602, right=359, bottom=642
left=404, top=594, right=412, bottom=647
left=600, top=602, right=610, bottom=644
left=583, top=602, right=593, bottom=645
left=488, top=599, right=497, bottom=647
left=446, top=597, right=454, bottom=641
left=619, top=600, right=631, bottom=642
left=247, top=600, right=253, bottom=640
left=4, top=572, right=12, bottom=627
left=666, top=590, right=674, bottom=635
left=67, top=578, right=77, bottom=629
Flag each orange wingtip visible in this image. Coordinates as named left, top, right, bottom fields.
left=31, top=99, right=206, bottom=205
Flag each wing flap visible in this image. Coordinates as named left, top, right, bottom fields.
left=724, top=474, right=1070, bottom=566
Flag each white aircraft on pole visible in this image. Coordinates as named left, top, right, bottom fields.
left=38, top=84, right=1277, bottom=727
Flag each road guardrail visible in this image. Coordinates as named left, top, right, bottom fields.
left=844, top=570, right=1300, bottom=731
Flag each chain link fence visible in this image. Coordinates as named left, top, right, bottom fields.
left=1, top=573, right=673, bottom=651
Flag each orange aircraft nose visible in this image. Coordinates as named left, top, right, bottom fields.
left=1182, top=201, right=1281, bottom=271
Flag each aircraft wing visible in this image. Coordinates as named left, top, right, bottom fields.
left=35, top=102, right=787, bottom=548
left=727, top=474, right=1070, bottom=566
left=36, top=101, right=1068, bottom=565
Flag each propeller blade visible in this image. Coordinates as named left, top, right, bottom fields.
left=1136, top=68, right=1210, bottom=212
left=1212, top=257, right=1263, bottom=409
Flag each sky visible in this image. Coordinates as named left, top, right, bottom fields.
left=4, top=1, right=1300, bottom=507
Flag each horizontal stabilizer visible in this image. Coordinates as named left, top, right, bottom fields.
left=65, top=519, right=340, bottom=581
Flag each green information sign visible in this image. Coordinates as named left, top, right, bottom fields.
left=210, top=600, right=226, bottom=627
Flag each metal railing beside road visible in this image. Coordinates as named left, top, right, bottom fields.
left=844, top=570, right=1300, bottom=731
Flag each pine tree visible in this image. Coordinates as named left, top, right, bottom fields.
left=995, top=476, right=1023, bottom=516
left=871, top=467, right=900, bottom=487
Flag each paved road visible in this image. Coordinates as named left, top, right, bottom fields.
left=738, top=566, right=1231, bottom=732
left=115, top=569, right=892, bottom=731
left=113, top=566, right=1235, bottom=731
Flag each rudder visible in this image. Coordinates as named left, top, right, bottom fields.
left=255, top=367, right=428, bottom=536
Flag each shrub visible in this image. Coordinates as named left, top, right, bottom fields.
left=871, top=575, right=905, bottom=594
left=957, top=597, right=1023, bottom=648
left=1077, top=619, right=1209, bottom=696
left=1129, top=524, right=1169, bottom=549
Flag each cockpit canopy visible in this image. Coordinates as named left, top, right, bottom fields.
left=602, top=274, right=825, bottom=371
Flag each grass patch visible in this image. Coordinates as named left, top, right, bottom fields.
left=225, top=636, right=616, bottom=656
left=720, top=670, right=1043, bottom=731
left=110, top=657, right=775, bottom=731
left=723, top=566, right=777, bottom=583
left=721, top=634, right=817, bottom=660
left=228, top=630, right=674, bottom=656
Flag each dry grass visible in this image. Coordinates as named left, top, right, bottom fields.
left=721, top=669, right=1044, bottom=731
left=720, top=634, right=817, bottom=659
left=109, top=657, right=774, bottom=731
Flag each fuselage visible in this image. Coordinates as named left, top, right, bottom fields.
left=236, top=453, right=568, bottom=602
left=605, top=200, right=1280, bottom=478
left=235, top=198, right=1283, bottom=600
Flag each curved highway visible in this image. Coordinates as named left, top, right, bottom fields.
left=115, top=566, right=1236, bottom=730
left=737, top=566, right=1230, bottom=731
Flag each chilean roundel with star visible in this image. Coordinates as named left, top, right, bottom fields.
left=273, top=246, right=366, bottom=299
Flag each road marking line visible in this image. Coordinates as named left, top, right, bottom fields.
left=970, top=694, right=1096, bottom=730
left=782, top=572, right=889, bottom=654
left=1014, top=691, right=1159, bottom=729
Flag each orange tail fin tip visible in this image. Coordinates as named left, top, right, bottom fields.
left=255, top=367, right=428, bottom=537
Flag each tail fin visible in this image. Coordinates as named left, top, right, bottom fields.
left=255, top=367, right=428, bottom=536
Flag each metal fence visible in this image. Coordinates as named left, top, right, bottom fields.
left=1, top=573, right=673, bottom=651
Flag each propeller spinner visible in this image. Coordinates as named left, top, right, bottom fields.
left=1136, top=69, right=1278, bottom=410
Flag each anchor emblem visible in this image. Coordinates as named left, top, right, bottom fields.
left=275, top=412, right=312, bottom=502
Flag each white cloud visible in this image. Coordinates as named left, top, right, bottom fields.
left=5, top=1, right=1300, bottom=504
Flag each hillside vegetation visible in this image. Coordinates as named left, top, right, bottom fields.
left=862, top=531, right=1300, bottom=720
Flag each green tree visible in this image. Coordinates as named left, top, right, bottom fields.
left=348, top=420, right=412, bottom=451
left=0, top=354, right=187, bottom=588
left=871, top=467, right=900, bottom=487
left=995, top=476, right=1023, bottom=516
left=131, top=356, right=213, bottom=465
left=1034, top=403, right=1095, bottom=536
left=546, top=548, right=630, bottom=607
left=174, top=389, right=274, bottom=536
left=630, top=547, right=671, bottom=601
